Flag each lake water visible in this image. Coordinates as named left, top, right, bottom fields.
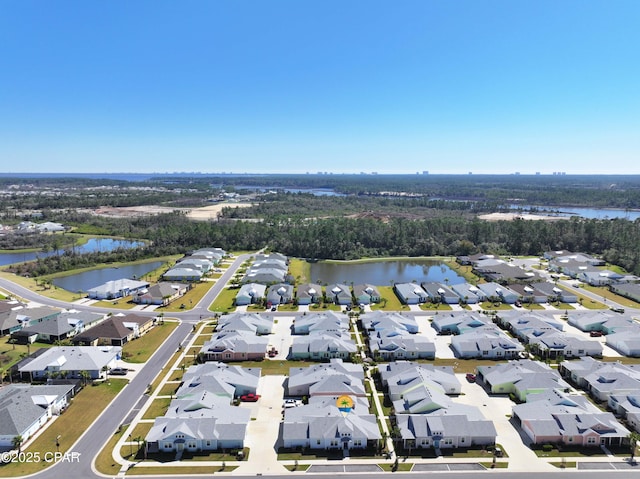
left=52, top=261, right=164, bottom=293
left=309, top=260, right=466, bottom=286
left=510, top=204, right=640, bottom=220
left=0, top=238, right=145, bottom=266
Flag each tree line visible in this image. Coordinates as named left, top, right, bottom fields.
left=12, top=210, right=640, bottom=277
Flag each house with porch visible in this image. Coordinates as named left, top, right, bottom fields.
left=512, top=389, right=629, bottom=447
left=295, top=283, right=322, bottom=305
left=353, top=284, right=381, bottom=305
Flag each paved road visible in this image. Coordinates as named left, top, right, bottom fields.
left=3, top=253, right=640, bottom=478
left=0, top=254, right=254, bottom=479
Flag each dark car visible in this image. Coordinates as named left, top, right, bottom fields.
left=589, top=331, right=603, bottom=337
left=108, top=367, right=128, bottom=376
left=465, top=373, right=477, bottom=383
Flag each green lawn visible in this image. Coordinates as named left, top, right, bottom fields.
left=581, top=284, right=640, bottom=308
left=289, top=258, right=311, bottom=284
left=419, top=302, right=453, bottom=311
left=1, top=379, right=127, bottom=477
left=209, top=286, right=238, bottom=313
left=142, top=397, right=172, bottom=420
left=122, top=321, right=178, bottom=363
left=230, top=360, right=316, bottom=376
left=0, top=340, right=56, bottom=374
left=371, top=286, right=409, bottom=311
left=158, top=282, right=215, bottom=312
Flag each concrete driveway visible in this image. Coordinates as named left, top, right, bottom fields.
left=235, top=375, right=288, bottom=474
left=456, top=374, right=556, bottom=472
left=268, top=314, right=294, bottom=360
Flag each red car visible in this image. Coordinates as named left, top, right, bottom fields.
left=465, top=373, right=477, bottom=383
left=240, top=393, right=261, bottom=402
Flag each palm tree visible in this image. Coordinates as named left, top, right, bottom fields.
left=629, top=431, right=640, bottom=463
left=12, top=435, right=23, bottom=453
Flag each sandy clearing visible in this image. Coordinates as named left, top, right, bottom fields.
left=477, top=212, right=563, bottom=221
left=186, top=202, right=254, bottom=220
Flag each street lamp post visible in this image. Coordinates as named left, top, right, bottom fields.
left=129, top=434, right=133, bottom=457
left=56, top=435, right=61, bottom=453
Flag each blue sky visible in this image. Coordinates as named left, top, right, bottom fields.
left=1, top=1, right=639, bottom=174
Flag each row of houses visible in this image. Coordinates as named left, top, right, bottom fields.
left=9, top=311, right=155, bottom=348
left=567, top=311, right=640, bottom=357
left=476, top=359, right=630, bottom=446
left=237, top=282, right=383, bottom=307
left=199, top=312, right=358, bottom=361
left=393, top=280, right=576, bottom=306
left=361, top=311, right=434, bottom=360
left=496, top=311, right=603, bottom=359
left=241, top=253, right=289, bottom=284
left=162, top=248, right=226, bottom=282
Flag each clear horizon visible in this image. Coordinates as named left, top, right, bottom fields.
left=2, top=1, right=639, bottom=175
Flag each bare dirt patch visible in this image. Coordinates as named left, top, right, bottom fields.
left=91, top=202, right=255, bottom=220
left=477, top=212, right=563, bottom=222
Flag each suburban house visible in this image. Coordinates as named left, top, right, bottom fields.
left=283, top=359, right=379, bottom=450
left=450, top=329, right=524, bottom=359
left=216, top=312, right=273, bottom=335
left=162, top=267, right=203, bottom=282
left=380, top=362, right=496, bottom=449
left=477, top=360, right=570, bottom=401
left=295, top=283, right=322, bottom=305
left=610, top=283, right=640, bottom=303
left=282, top=400, right=381, bottom=450
left=353, top=284, right=381, bottom=305
left=395, top=413, right=497, bottom=450
left=530, top=282, right=577, bottom=303
left=288, top=359, right=365, bottom=397
left=17, top=345, right=122, bottom=380
left=369, top=331, right=436, bottom=360
left=133, top=283, right=188, bottom=306
left=578, top=270, right=623, bottom=286
left=512, top=388, right=629, bottom=447
left=421, top=282, right=459, bottom=304
left=361, top=311, right=419, bottom=334
left=146, top=364, right=252, bottom=454
left=456, top=253, right=498, bottom=266
left=609, top=392, right=640, bottom=432
left=202, top=312, right=273, bottom=360
left=241, top=253, right=289, bottom=284
left=293, top=311, right=350, bottom=335
left=450, top=282, right=485, bottom=304
left=0, top=306, right=61, bottom=336
left=266, top=283, right=294, bottom=305
left=507, top=284, right=548, bottom=304
left=86, top=278, right=150, bottom=300
left=326, top=283, right=352, bottom=305
left=0, top=384, right=75, bottom=450
left=176, top=257, right=214, bottom=273
left=559, top=357, right=640, bottom=402
left=200, top=331, right=269, bottom=362
left=394, top=283, right=428, bottom=304
left=521, top=329, right=603, bottom=359
left=72, top=314, right=154, bottom=346
left=606, top=329, right=640, bottom=357
left=234, top=283, right=267, bottom=306
left=431, top=313, right=491, bottom=335
left=10, top=310, right=104, bottom=344
left=473, top=261, right=537, bottom=283
left=548, top=258, right=600, bottom=279
left=290, top=330, right=357, bottom=360
left=180, top=362, right=261, bottom=399
left=476, top=282, right=520, bottom=304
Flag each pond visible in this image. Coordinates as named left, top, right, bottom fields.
left=309, top=259, right=466, bottom=287
left=510, top=204, right=640, bottom=220
left=0, top=238, right=145, bottom=266
left=52, top=261, right=164, bottom=293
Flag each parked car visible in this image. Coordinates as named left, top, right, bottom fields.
left=108, top=367, right=128, bottom=376
left=610, top=307, right=625, bottom=314
left=465, top=373, right=477, bottom=383
left=589, top=331, right=603, bottom=337
left=240, top=393, right=261, bottom=402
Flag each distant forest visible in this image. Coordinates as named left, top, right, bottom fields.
left=2, top=174, right=640, bottom=276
